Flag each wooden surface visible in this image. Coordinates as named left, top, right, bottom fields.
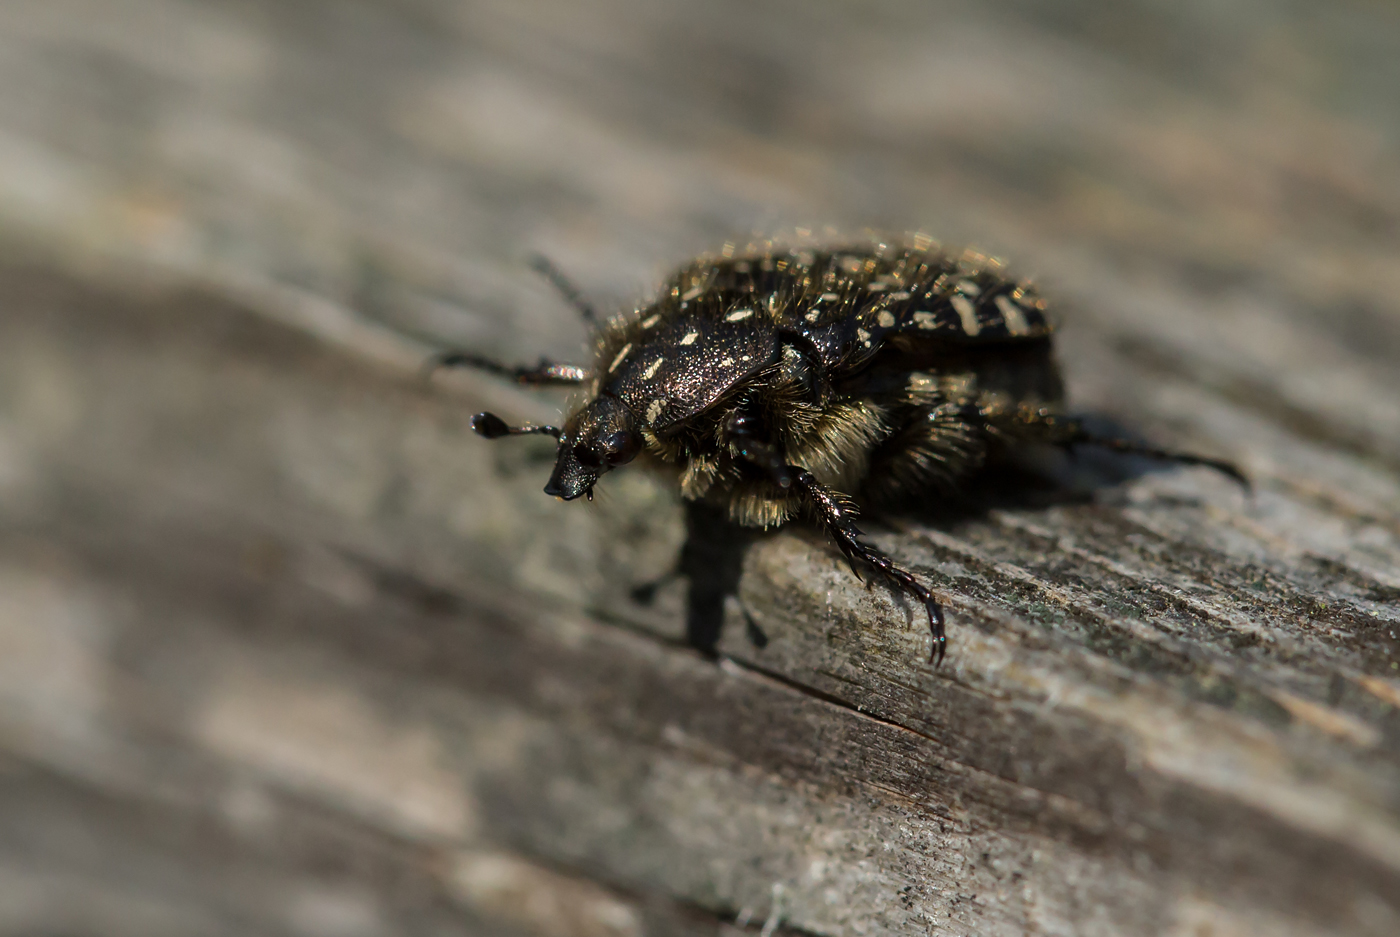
left=1, top=1, right=1399, bottom=935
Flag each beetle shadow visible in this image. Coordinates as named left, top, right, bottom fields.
left=631, top=499, right=762, bottom=657
left=633, top=413, right=1241, bottom=656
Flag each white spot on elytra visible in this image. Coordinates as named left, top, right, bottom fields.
left=725, top=309, right=753, bottom=322
left=914, top=311, right=937, bottom=330
left=950, top=294, right=980, bottom=335
left=956, top=280, right=982, bottom=296
left=820, top=292, right=839, bottom=302
left=889, top=291, right=910, bottom=300
left=682, top=286, right=703, bottom=301
left=642, top=357, right=664, bottom=379
left=857, top=328, right=871, bottom=346
left=876, top=311, right=895, bottom=328
left=641, top=314, right=661, bottom=329
left=609, top=343, right=633, bottom=373
left=804, top=310, right=821, bottom=323
left=866, top=282, right=887, bottom=292
left=679, top=331, right=699, bottom=345
left=720, top=356, right=735, bottom=367
left=740, top=355, right=752, bottom=362
left=646, top=399, right=665, bottom=423
left=995, top=295, right=1031, bottom=335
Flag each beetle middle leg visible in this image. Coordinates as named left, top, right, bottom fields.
left=528, top=253, right=599, bottom=326
left=790, top=469, right=947, bottom=664
left=723, top=405, right=946, bottom=662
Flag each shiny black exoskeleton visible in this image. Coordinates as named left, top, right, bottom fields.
left=433, top=240, right=1245, bottom=663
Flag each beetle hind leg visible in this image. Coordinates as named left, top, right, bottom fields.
left=1068, top=431, right=1249, bottom=489
left=991, top=408, right=1248, bottom=489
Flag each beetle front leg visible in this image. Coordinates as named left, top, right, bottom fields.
left=427, top=352, right=590, bottom=386
left=789, top=468, right=947, bottom=665
left=722, top=410, right=795, bottom=488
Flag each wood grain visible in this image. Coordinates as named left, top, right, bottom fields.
left=0, top=1, right=1397, bottom=935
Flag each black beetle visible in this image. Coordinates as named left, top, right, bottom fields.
left=433, top=238, right=1244, bottom=663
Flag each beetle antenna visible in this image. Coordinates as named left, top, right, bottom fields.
left=471, top=412, right=561, bottom=439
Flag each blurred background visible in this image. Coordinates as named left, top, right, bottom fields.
left=0, top=1, right=1398, bottom=935
left=3, top=0, right=1399, bottom=387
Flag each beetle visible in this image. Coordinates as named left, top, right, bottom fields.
left=433, top=238, right=1244, bottom=663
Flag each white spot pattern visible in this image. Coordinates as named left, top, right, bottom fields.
left=641, top=314, right=661, bottom=329
left=956, top=280, right=982, bottom=296
left=725, top=309, right=753, bottom=322
left=876, top=310, right=895, bottom=328
left=914, top=311, right=937, bottom=329
left=681, top=286, right=703, bottom=301
left=646, top=399, right=665, bottom=423
left=950, top=294, right=980, bottom=335
left=609, top=343, right=633, bottom=373
left=995, top=295, right=1031, bottom=336
left=642, top=357, right=664, bottom=379
left=679, top=331, right=699, bottom=345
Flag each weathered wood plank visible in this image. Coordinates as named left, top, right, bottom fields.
left=0, top=1, right=1398, bottom=935
left=2, top=255, right=1396, bottom=935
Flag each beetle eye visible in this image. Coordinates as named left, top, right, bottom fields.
left=599, top=430, right=641, bottom=467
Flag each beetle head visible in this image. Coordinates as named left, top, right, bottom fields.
left=545, top=395, right=642, bottom=501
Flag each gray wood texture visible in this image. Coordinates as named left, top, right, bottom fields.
left=1, top=1, right=1398, bottom=935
